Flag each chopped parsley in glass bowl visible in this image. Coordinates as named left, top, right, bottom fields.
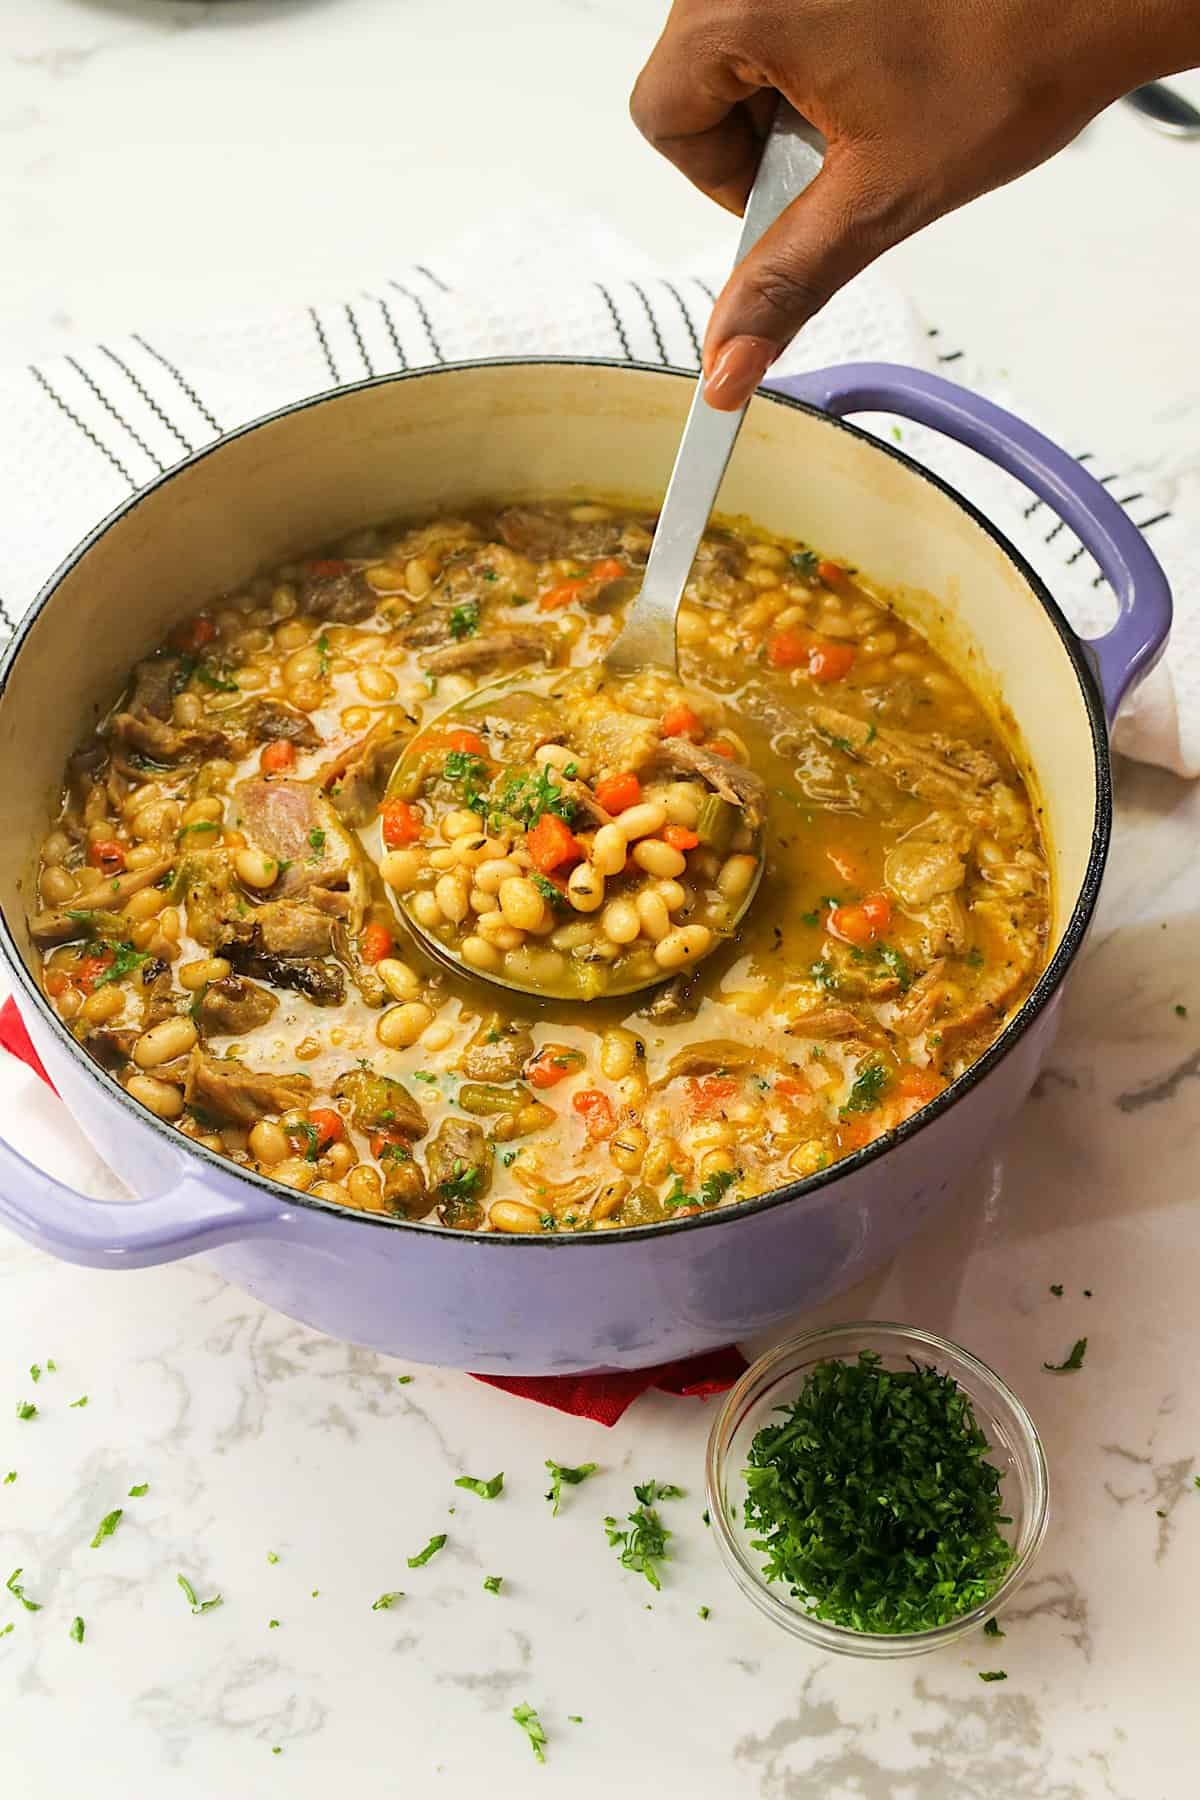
left=705, top=1322, right=1048, bottom=1658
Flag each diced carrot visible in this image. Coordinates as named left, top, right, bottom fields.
left=838, top=1116, right=876, bottom=1152
left=445, top=728, right=486, bottom=758
left=308, top=1108, right=345, bottom=1150
left=765, top=629, right=811, bottom=669
left=259, top=739, right=296, bottom=774
left=661, top=701, right=701, bottom=739
left=707, top=739, right=735, bottom=759
left=76, top=950, right=115, bottom=994
left=775, top=1075, right=811, bottom=1102
left=662, top=824, right=699, bottom=852
left=525, top=1046, right=585, bottom=1089
left=169, top=614, right=216, bottom=653
left=526, top=812, right=582, bottom=873
left=539, top=579, right=589, bottom=611
left=44, top=971, right=70, bottom=998
left=808, top=641, right=856, bottom=683
left=860, top=892, right=892, bottom=934
left=379, top=798, right=424, bottom=848
left=590, top=558, right=625, bottom=582
left=572, top=1089, right=616, bottom=1140
left=86, top=839, right=126, bottom=876
left=817, top=559, right=847, bottom=587
left=369, top=1127, right=410, bottom=1160
left=897, top=1067, right=944, bottom=1102
left=360, top=922, right=393, bottom=965
left=686, top=1075, right=739, bottom=1118
left=308, top=559, right=350, bottom=577
left=594, top=772, right=641, bottom=814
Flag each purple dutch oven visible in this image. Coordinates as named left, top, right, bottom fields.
left=0, top=361, right=1171, bottom=1373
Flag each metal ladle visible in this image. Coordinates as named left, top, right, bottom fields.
left=387, top=102, right=825, bottom=1000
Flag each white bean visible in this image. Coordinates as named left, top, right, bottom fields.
left=567, top=862, right=605, bottom=913
left=635, top=889, right=671, bottom=941
left=234, top=847, right=279, bottom=890
left=632, top=839, right=687, bottom=880
left=133, top=1015, right=197, bottom=1069
left=434, top=874, right=470, bottom=923
left=601, top=897, right=641, bottom=945
left=377, top=1002, right=433, bottom=1049
left=591, top=823, right=627, bottom=877
left=377, top=958, right=421, bottom=1001
left=613, top=801, right=667, bottom=841
left=717, top=853, right=759, bottom=902
left=461, top=935, right=502, bottom=972
left=653, top=924, right=713, bottom=970
left=380, top=848, right=423, bottom=891
left=499, top=877, right=546, bottom=932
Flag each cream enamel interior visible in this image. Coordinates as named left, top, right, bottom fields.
left=0, top=361, right=1097, bottom=976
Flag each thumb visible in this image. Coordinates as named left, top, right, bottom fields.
left=703, top=150, right=906, bottom=410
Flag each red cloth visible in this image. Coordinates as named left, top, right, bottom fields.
left=0, top=995, right=744, bottom=1423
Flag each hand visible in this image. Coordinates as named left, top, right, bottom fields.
left=632, top=0, right=1199, bottom=408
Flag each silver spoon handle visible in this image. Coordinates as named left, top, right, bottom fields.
left=606, top=101, right=824, bottom=675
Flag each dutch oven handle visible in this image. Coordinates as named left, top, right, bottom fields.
left=0, top=1130, right=288, bottom=1270
left=765, top=363, right=1172, bottom=720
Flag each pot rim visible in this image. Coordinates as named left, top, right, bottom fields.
left=0, top=355, right=1112, bottom=1248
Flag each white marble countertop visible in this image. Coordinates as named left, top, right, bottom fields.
left=2, top=4, right=1199, bottom=1796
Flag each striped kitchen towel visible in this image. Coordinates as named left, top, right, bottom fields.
left=0, top=213, right=1194, bottom=775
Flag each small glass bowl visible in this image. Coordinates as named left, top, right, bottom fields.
left=705, top=1321, right=1049, bottom=1659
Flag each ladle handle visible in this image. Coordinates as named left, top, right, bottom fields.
left=605, top=102, right=824, bottom=674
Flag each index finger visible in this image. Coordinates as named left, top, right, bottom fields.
left=629, top=18, right=769, bottom=214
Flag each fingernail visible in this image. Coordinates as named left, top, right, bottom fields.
left=703, top=336, right=776, bottom=410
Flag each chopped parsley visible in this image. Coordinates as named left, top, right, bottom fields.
left=407, top=1533, right=447, bottom=1568
left=177, top=1573, right=223, bottom=1614
left=29, top=1365, right=41, bottom=1384
left=663, top=1169, right=739, bottom=1212
left=15, top=1401, right=36, bottom=1422
left=1175, top=1003, right=1188, bottom=1018
left=6, top=1569, right=41, bottom=1612
left=193, top=658, right=239, bottom=693
left=483, top=1575, right=503, bottom=1595
left=438, top=1162, right=482, bottom=1203
left=544, top=1459, right=597, bottom=1515
left=46, top=1360, right=56, bottom=1372
left=267, top=1551, right=279, bottom=1563
left=698, top=1605, right=710, bottom=1620
left=568, top=1715, right=582, bottom=1724
left=0, top=1623, right=11, bottom=1638
left=494, top=764, right=576, bottom=831
left=790, top=549, right=818, bottom=575
left=1049, top=1283, right=1064, bottom=1297
left=449, top=599, right=480, bottom=639
left=3, top=1473, right=14, bottom=1485
left=983, top=1617, right=1004, bottom=1638
left=800, top=910, right=820, bottom=927
left=979, top=1670, right=1008, bottom=1683
left=396, top=1375, right=413, bottom=1385
left=307, top=828, right=326, bottom=857
left=89, top=943, right=150, bottom=988
left=443, top=748, right=489, bottom=785
left=128, top=1483, right=148, bottom=1497
left=877, top=944, right=912, bottom=992
left=90, top=1508, right=123, bottom=1547
left=316, top=633, right=330, bottom=676
left=269, top=1619, right=280, bottom=1628
left=70, top=1616, right=85, bottom=1644
left=531, top=872, right=567, bottom=910
left=179, top=819, right=220, bottom=837
left=605, top=1488, right=674, bottom=1591
left=69, top=1395, right=88, bottom=1409
left=455, top=1471, right=504, bottom=1500
left=370, top=1591, right=404, bottom=1611
left=1043, top=1337, right=1087, bottom=1373
left=633, top=1479, right=684, bottom=1504
left=511, top=1702, right=547, bottom=1764
left=289, top=1119, right=322, bottom=1163
left=742, top=1349, right=1014, bottom=1633
left=842, top=1060, right=890, bottom=1115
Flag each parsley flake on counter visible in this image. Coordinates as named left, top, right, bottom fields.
left=396, top=1375, right=413, bottom=1385
left=272, top=1747, right=282, bottom=1756
left=1043, top=1337, right=1087, bottom=1373
left=454, top=1471, right=504, bottom=1500
left=512, top=1702, right=547, bottom=1764
left=979, top=1670, right=1008, bottom=1682
left=90, top=1508, right=123, bottom=1548
left=69, top=1395, right=88, bottom=1409
left=698, top=1605, right=711, bottom=1620
left=605, top=1491, right=673, bottom=1591
left=128, top=1483, right=148, bottom=1497
left=983, top=1617, right=1004, bottom=1638
left=701, top=1509, right=710, bottom=1526
left=1049, top=1284, right=1063, bottom=1297
left=568, top=1715, right=583, bottom=1724
left=3, top=1473, right=15, bottom=1486
left=70, top=1617, right=85, bottom=1644
left=177, top=1573, right=223, bottom=1614
left=1175, top=1003, right=1188, bottom=1018
left=742, top=1349, right=1014, bottom=1633
left=269, top=1619, right=280, bottom=1629
left=544, top=1459, right=597, bottom=1515
left=15, top=1401, right=36, bottom=1422
left=6, top=1569, right=41, bottom=1612
left=371, top=1591, right=404, bottom=1611
left=29, top=1364, right=41, bottom=1384
left=46, top=1359, right=56, bottom=1372
left=633, top=1478, right=684, bottom=1504
left=407, top=1533, right=447, bottom=1568
left=0, top=1623, right=12, bottom=1638
left=267, top=1551, right=279, bottom=1564
left=483, top=1575, right=503, bottom=1595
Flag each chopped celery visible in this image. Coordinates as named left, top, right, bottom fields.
left=696, top=792, right=737, bottom=853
